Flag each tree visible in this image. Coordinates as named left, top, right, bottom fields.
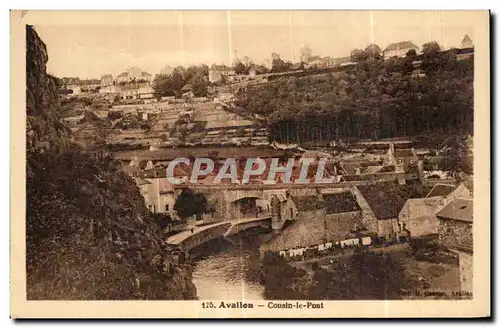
left=233, top=40, right=473, bottom=145
left=191, top=75, right=207, bottom=97
left=350, top=49, right=365, bottom=62
left=271, top=53, right=291, bottom=73
left=234, top=62, right=246, bottom=75
left=406, top=49, right=417, bottom=58
left=422, top=41, right=441, bottom=55
left=421, top=41, right=442, bottom=75
left=173, top=188, right=208, bottom=219
left=364, top=44, right=382, bottom=60
left=310, top=251, right=415, bottom=300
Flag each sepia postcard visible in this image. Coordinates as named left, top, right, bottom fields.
left=10, top=10, right=490, bottom=318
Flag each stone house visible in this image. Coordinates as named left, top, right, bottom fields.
left=208, top=64, right=236, bottom=83
left=353, top=182, right=430, bottom=241
left=116, top=67, right=152, bottom=84
left=269, top=192, right=298, bottom=230
left=383, top=41, right=419, bottom=59
left=398, top=196, right=445, bottom=237
left=101, top=74, right=113, bottom=87
left=461, top=34, right=473, bottom=49
left=398, top=182, right=471, bottom=238
left=436, top=198, right=473, bottom=293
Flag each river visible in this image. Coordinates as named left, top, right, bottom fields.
left=190, top=228, right=274, bottom=300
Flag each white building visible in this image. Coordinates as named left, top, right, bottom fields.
left=135, top=177, right=176, bottom=216
left=383, top=41, right=420, bottom=59
left=116, top=67, right=153, bottom=84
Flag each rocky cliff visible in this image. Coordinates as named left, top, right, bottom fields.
left=25, top=25, right=196, bottom=300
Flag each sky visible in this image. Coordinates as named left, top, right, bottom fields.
left=32, top=11, right=476, bottom=79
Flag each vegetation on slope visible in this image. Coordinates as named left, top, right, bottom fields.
left=26, top=25, right=196, bottom=300
left=235, top=42, right=473, bottom=144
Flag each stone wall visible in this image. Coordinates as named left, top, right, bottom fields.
left=324, top=211, right=362, bottom=241
left=377, top=218, right=399, bottom=239
left=261, top=209, right=326, bottom=252
left=179, top=222, right=232, bottom=251
left=458, top=251, right=473, bottom=293
left=351, top=187, right=378, bottom=233
left=260, top=209, right=361, bottom=253
left=438, top=219, right=473, bottom=252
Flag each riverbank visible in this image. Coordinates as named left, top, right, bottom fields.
left=187, top=229, right=462, bottom=301
left=261, top=244, right=461, bottom=300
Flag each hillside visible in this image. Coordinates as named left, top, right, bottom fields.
left=25, top=25, right=196, bottom=300
left=234, top=45, right=473, bottom=144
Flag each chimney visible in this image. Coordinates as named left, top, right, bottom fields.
left=389, top=142, right=395, bottom=154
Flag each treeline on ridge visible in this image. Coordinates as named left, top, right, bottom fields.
left=234, top=42, right=473, bottom=144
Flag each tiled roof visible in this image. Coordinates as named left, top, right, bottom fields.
left=394, top=149, right=415, bottom=158
left=323, top=192, right=360, bottom=214
left=343, top=162, right=361, bottom=175
left=181, top=84, right=193, bottom=91
left=425, top=184, right=457, bottom=198
left=356, top=182, right=430, bottom=220
left=333, top=56, right=352, bottom=64
left=210, top=65, right=235, bottom=71
left=436, top=198, right=473, bottom=223
left=362, top=166, right=384, bottom=175
left=292, top=195, right=325, bottom=212
left=135, top=177, right=151, bottom=185
left=384, top=41, right=419, bottom=52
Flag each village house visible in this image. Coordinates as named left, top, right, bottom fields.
left=98, top=85, right=121, bottom=97
left=77, top=79, right=102, bottom=92
left=62, top=114, right=84, bottom=125
left=268, top=192, right=298, bottom=230
left=119, top=83, right=155, bottom=100
left=426, top=182, right=472, bottom=199
left=93, top=110, right=109, bottom=119
left=397, top=182, right=472, bottom=239
left=398, top=196, right=445, bottom=238
left=208, top=64, right=236, bottom=83
left=66, top=84, right=81, bottom=95
left=116, top=67, right=152, bottom=84
left=353, top=182, right=430, bottom=242
left=384, top=142, right=418, bottom=170
left=100, top=74, right=114, bottom=87
left=248, top=65, right=268, bottom=78
left=383, top=41, right=420, bottom=59
left=135, top=176, right=176, bottom=216
left=461, top=34, right=473, bottom=49
left=260, top=192, right=362, bottom=259
left=436, top=198, right=473, bottom=294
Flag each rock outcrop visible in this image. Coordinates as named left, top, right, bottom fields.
left=25, top=25, right=196, bottom=300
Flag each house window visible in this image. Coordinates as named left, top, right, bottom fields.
left=148, top=205, right=156, bottom=213
left=165, top=204, right=170, bottom=212
left=290, top=207, right=293, bottom=218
